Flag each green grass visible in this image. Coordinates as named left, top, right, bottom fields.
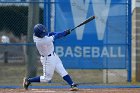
left=0, top=63, right=140, bottom=86
left=0, top=63, right=103, bottom=86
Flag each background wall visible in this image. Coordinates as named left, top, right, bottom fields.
left=0, top=0, right=139, bottom=87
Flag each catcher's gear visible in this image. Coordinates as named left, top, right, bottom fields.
left=34, top=24, right=47, bottom=38
left=23, top=77, right=31, bottom=90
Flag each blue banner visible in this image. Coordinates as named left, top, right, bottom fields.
left=54, top=0, right=130, bottom=69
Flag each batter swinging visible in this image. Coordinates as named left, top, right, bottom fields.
left=23, top=24, right=78, bottom=91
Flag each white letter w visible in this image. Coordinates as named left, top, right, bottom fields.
left=70, top=0, right=111, bottom=40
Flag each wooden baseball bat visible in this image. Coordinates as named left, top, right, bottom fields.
left=71, top=15, right=95, bottom=31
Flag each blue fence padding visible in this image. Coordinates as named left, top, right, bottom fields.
left=53, top=0, right=131, bottom=69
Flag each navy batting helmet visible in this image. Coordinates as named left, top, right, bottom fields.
left=34, top=24, right=47, bottom=38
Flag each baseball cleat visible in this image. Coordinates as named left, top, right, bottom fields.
left=23, top=77, right=31, bottom=90
left=70, top=83, right=79, bottom=91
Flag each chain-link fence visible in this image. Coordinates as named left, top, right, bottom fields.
left=0, top=1, right=44, bottom=86
left=0, top=0, right=135, bottom=88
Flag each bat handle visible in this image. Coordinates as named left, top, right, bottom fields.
left=71, top=27, right=78, bottom=32
left=71, top=28, right=74, bottom=32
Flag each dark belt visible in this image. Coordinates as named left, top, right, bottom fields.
left=41, top=51, right=55, bottom=57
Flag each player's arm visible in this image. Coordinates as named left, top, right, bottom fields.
left=48, top=32, right=57, bottom=36
left=53, top=29, right=71, bottom=40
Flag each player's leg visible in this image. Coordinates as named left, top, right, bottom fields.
left=23, top=56, right=55, bottom=90
left=54, top=54, right=78, bottom=91
left=39, top=56, right=56, bottom=83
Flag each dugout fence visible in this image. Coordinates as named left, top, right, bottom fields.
left=0, top=0, right=133, bottom=87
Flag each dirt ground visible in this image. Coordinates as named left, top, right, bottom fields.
left=0, top=88, right=140, bottom=93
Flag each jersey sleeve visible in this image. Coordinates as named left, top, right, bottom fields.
left=48, top=32, right=57, bottom=36
left=53, top=31, right=69, bottom=40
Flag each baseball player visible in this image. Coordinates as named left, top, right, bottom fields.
left=23, top=24, right=78, bottom=91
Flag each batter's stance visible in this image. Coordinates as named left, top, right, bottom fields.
left=23, top=24, right=78, bottom=91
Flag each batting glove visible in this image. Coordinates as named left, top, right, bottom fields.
left=65, top=29, right=71, bottom=35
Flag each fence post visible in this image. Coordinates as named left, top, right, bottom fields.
left=26, top=0, right=39, bottom=78
left=128, top=0, right=132, bottom=82
left=4, top=50, right=8, bottom=64
left=44, top=0, right=51, bottom=32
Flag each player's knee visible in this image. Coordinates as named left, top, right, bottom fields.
left=40, top=76, right=51, bottom=82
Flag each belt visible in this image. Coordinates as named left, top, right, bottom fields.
left=41, top=51, right=55, bottom=57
